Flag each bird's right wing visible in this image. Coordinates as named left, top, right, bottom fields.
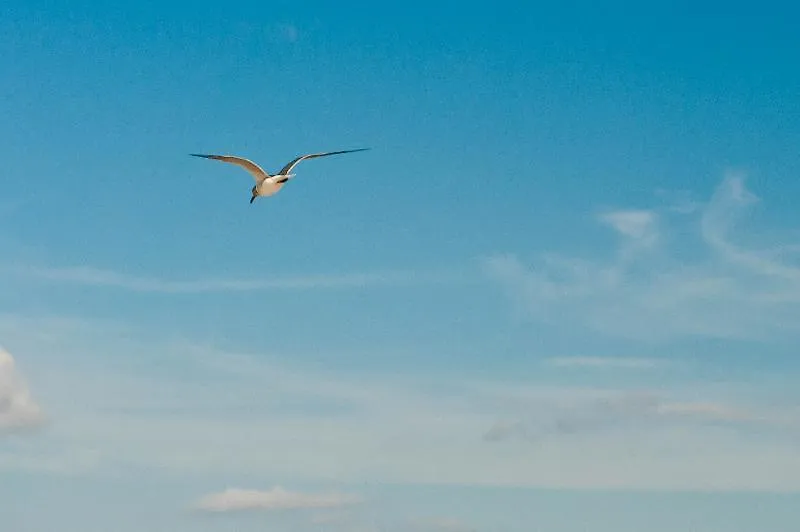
left=190, top=154, right=270, bottom=182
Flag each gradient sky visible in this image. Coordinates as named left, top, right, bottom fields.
left=3, top=2, right=800, bottom=531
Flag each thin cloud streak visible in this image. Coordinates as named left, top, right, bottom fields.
left=14, top=265, right=466, bottom=293
left=192, top=486, right=362, bottom=512
left=483, top=390, right=798, bottom=444
left=545, top=356, right=663, bottom=369
left=410, top=517, right=477, bottom=532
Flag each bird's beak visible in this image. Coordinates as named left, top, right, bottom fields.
left=249, top=195, right=256, bottom=204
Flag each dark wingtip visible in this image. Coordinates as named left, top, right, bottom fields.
left=189, top=153, right=213, bottom=158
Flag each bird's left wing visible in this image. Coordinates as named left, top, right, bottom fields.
left=190, top=154, right=270, bottom=182
left=277, top=148, right=370, bottom=176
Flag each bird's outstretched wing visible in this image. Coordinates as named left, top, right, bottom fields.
left=277, top=148, right=370, bottom=176
left=190, top=154, right=270, bottom=182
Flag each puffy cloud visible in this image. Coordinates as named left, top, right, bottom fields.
left=192, top=486, right=363, bottom=512
left=0, top=347, right=44, bottom=434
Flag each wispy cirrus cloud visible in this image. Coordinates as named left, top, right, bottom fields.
left=11, top=265, right=461, bottom=294
left=0, top=347, right=45, bottom=434
left=192, top=486, right=362, bottom=512
left=4, top=313, right=800, bottom=492
left=485, top=173, right=800, bottom=342
left=483, top=390, right=797, bottom=444
left=597, top=209, right=659, bottom=247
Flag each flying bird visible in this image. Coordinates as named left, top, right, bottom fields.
left=190, top=148, right=370, bottom=203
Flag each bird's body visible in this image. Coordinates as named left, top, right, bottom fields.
left=190, top=148, right=369, bottom=203
left=255, top=174, right=294, bottom=197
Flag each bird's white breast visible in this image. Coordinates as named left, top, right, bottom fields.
left=257, top=179, right=285, bottom=196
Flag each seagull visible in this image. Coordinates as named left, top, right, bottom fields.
left=190, top=148, right=370, bottom=203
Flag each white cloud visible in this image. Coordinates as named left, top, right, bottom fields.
left=0, top=347, right=44, bottom=433
left=598, top=209, right=658, bottom=245
left=192, top=486, right=362, bottom=512
left=486, top=174, right=800, bottom=342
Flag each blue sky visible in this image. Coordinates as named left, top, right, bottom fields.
left=2, top=1, right=800, bottom=531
